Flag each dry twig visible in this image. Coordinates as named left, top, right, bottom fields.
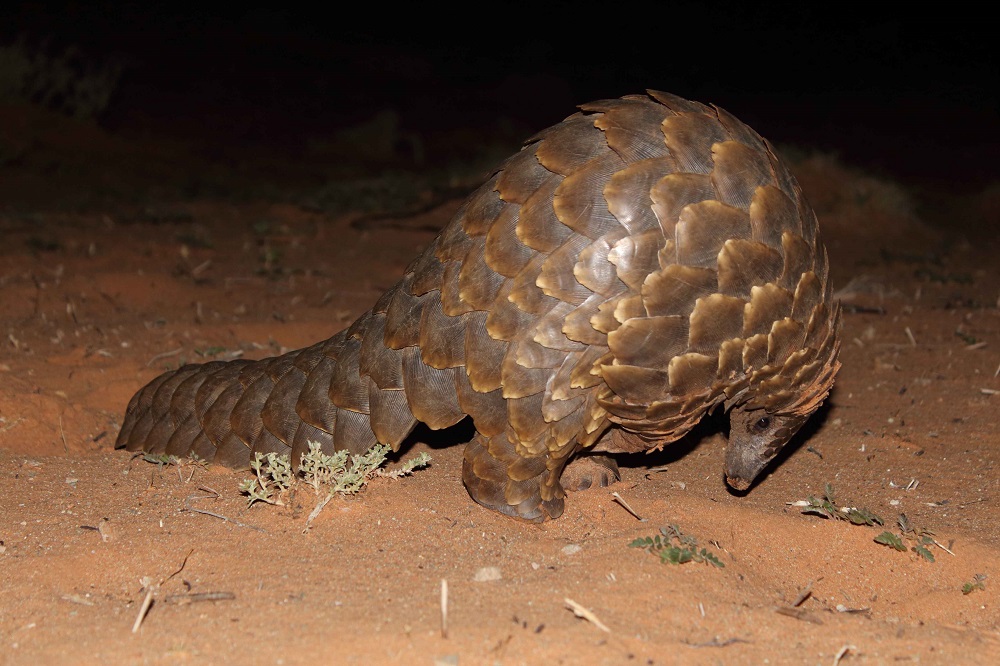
left=564, top=598, right=611, bottom=633
left=440, top=579, right=449, bottom=639
left=184, top=488, right=266, bottom=533
left=132, top=549, right=194, bottom=633
left=146, top=347, right=183, bottom=367
left=833, top=644, right=858, bottom=665
left=775, top=606, right=823, bottom=625
left=611, top=492, right=645, bottom=521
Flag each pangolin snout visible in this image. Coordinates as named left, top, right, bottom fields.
left=725, top=475, right=752, bottom=492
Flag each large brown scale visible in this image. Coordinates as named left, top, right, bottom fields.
left=116, top=91, right=841, bottom=521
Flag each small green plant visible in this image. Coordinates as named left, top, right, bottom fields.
left=240, top=451, right=295, bottom=506
left=240, top=441, right=431, bottom=508
left=790, top=483, right=951, bottom=562
left=874, top=514, right=937, bottom=562
left=798, top=484, right=884, bottom=526
left=297, top=442, right=430, bottom=494
left=629, top=525, right=725, bottom=568
left=142, top=452, right=182, bottom=467
left=797, top=487, right=945, bottom=562
left=962, top=574, right=987, bottom=595
left=139, top=452, right=208, bottom=481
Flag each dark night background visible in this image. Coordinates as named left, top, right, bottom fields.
left=3, top=4, right=997, bottom=201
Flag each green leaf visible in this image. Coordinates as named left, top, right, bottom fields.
left=962, top=575, right=986, bottom=595
left=897, top=513, right=912, bottom=533
left=845, top=507, right=884, bottom=526
left=700, top=549, right=726, bottom=568
left=631, top=526, right=724, bottom=568
left=874, top=532, right=907, bottom=551
left=660, top=547, right=693, bottom=565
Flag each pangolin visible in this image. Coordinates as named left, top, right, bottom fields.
left=116, top=90, right=841, bottom=522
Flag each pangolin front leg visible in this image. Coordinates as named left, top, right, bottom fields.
left=116, top=90, right=841, bottom=521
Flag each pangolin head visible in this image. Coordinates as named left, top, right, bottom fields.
left=724, top=407, right=807, bottom=491
left=723, top=298, right=842, bottom=490
left=725, top=306, right=840, bottom=491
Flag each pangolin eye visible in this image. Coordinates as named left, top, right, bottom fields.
left=753, top=416, right=771, bottom=432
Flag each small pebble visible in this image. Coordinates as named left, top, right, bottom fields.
left=472, top=567, right=502, bottom=582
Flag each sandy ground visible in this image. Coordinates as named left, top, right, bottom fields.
left=1, top=106, right=999, bottom=665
